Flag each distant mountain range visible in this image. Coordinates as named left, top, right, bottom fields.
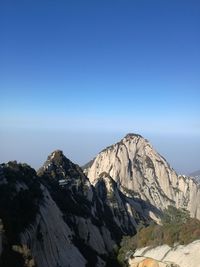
left=0, top=133, right=200, bottom=267
left=189, top=170, right=200, bottom=184
left=190, top=170, right=200, bottom=177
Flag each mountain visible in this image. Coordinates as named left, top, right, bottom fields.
left=189, top=170, right=200, bottom=184
left=0, top=150, right=148, bottom=267
left=0, top=161, right=87, bottom=267
left=85, top=133, right=200, bottom=220
left=189, top=170, right=200, bottom=177
left=1, top=134, right=200, bottom=267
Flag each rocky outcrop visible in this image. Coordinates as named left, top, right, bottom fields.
left=129, top=256, right=179, bottom=267
left=0, top=161, right=86, bottom=267
left=38, top=150, right=148, bottom=248
left=86, top=134, right=200, bottom=219
left=129, top=240, right=200, bottom=267
left=0, top=151, right=149, bottom=267
left=129, top=257, right=167, bottom=267
left=20, top=186, right=87, bottom=267
left=94, top=172, right=149, bottom=235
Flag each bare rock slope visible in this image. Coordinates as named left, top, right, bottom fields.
left=86, top=134, right=200, bottom=219
left=129, top=240, right=200, bottom=267
left=0, top=150, right=148, bottom=267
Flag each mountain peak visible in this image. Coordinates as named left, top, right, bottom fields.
left=41, top=149, right=68, bottom=170
left=123, top=133, right=143, bottom=139
left=100, top=133, right=146, bottom=155
left=38, top=149, right=87, bottom=186
left=86, top=133, right=200, bottom=220
left=48, top=150, right=64, bottom=161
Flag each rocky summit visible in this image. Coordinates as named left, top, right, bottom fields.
left=0, top=147, right=148, bottom=267
left=85, top=133, right=200, bottom=220
left=0, top=133, right=200, bottom=267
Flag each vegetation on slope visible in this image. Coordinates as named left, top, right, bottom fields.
left=0, top=162, right=43, bottom=267
left=117, top=206, right=200, bottom=266
left=0, top=162, right=43, bottom=242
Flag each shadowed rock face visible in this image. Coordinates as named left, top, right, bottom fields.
left=38, top=151, right=150, bottom=241
left=0, top=161, right=86, bottom=267
left=0, top=151, right=150, bottom=267
left=86, top=134, right=200, bottom=220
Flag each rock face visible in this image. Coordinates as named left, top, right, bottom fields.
left=0, top=151, right=148, bottom=267
left=20, top=186, right=87, bottom=267
left=0, top=161, right=86, bottom=267
left=86, top=134, right=200, bottom=219
left=94, top=172, right=149, bottom=235
left=129, top=256, right=178, bottom=267
left=130, top=258, right=161, bottom=267
left=129, top=240, right=200, bottom=267
left=38, top=150, right=148, bottom=246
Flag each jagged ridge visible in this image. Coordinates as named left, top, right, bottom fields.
left=0, top=150, right=149, bottom=267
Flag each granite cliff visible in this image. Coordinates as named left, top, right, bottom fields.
left=129, top=240, right=200, bottom=267
left=0, top=150, right=148, bottom=267
left=86, top=134, right=200, bottom=220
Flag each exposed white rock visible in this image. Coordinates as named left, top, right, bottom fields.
left=129, top=256, right=173, bottom=267
left=86, top=134, right=200, bottom=219
left=130, top=240, right=200, bottom=267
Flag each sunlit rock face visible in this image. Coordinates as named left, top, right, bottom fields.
left=129, top=258, right=163, bottom=267
left=129, top=257, right=178, bottom=267
left=129, top=240, right=200, bottom=267
left=86, top=134, right=200, bottom=219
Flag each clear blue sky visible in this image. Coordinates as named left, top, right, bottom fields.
left=0, top=0, right=200, bottom=173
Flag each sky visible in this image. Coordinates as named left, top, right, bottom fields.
left=0, top=0, right=200, bottom=174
